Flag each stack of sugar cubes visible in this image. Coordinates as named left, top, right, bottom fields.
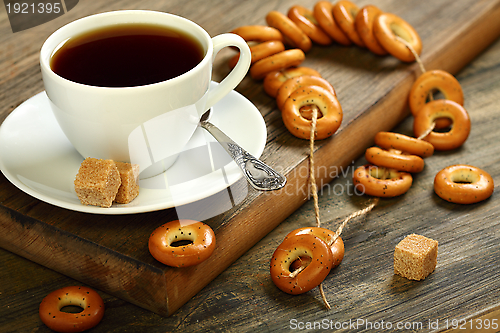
left=74, top=158, right=139, bottom=208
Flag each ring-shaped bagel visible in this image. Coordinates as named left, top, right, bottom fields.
left=355, top=5, right=388, bottom=55
left=413, top=99, right=471, bottom=151
left=409, top=69, right=464, bottom=128
left=373, top=12, right=422, bottom=62
left=375, top=132, right=434, bottom=157
left=365, top=147, right=424, bottom=173
left=286, top=227, right=344, bottom=269
left=230, top=25, right=283, bottom=43
left=228, top=40, right=285, bottom=69
left=313, top=1, right=352, bottom=46
left=276, top=75, right=336, bottom=110
left=266, top=11, right=312, bottom=52
left=270, top=233, right=333, bottom=295
left=434, top=165, right=494, bottom=204
left=39, top=286, right=105, bottom=333
left=332, top=0, right=365, bottom=47
left=250, top=49, right=305, bottom=80
left=409, top=70, right=464, bottom=115
left=148, top=220, right=216, bottom=267
left=281, top=85, right=343, bottom=140
left=263, top=67, right=321, bottom=97
left=288, top=5, right=332, bottom=45
left=353, top=164, right=413, bottom=197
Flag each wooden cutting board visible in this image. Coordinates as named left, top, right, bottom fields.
left=1, top=0, right=500, bottom=317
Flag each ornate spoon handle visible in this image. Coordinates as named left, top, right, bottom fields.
left=200, top=121, right=286, bottom=191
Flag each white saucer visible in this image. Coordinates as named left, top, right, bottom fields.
left=0, top=86, right=266, bottom=215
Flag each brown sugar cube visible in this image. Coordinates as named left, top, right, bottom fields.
left=114, top=162, right=140, bottom=204
left=394, top=234, right=438, bottom=281
left=74, top=158, right=121, bottom=208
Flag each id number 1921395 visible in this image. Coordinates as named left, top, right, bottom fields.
left=5, top=2, right=62, bottom=14
left=444, top=318, right=498, bottom=330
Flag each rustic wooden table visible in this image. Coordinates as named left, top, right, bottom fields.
left=1, top=0, right=499, bottom=332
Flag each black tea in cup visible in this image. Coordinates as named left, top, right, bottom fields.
left=50, top=23, right=204, bottom=87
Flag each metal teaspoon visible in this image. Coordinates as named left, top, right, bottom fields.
left=199, top=109, right=286, bottom=191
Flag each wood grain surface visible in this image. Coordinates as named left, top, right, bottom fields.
left=1, top=0, right=500, bottom=331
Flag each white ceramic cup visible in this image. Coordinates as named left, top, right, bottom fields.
left=40, top=10, right=251, bottom=178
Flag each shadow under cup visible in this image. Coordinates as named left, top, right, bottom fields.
left=40, top=10, right=216, bottom=179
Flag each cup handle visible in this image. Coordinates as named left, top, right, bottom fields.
left=205, top=33, right=251, bottom=110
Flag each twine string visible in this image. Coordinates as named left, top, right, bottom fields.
left=288, top=264, right=305, bottom=279
left=305, top=105, right=379, bottom=310
left=309, top=105, right=321, bottom=227
left=394, top=35, right=438, bottom=135
left=318, top=284, right=331, bottom=310
left=394, top=35, right=426, bottom=75
left=306, top=105, right=331, bottom=309
left=328, top=198, right=379, bottom=246
left=417, top=121, right=436, bottom=140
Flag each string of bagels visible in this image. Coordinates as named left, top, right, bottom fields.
left=225, top=0, right=494, bottom=308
